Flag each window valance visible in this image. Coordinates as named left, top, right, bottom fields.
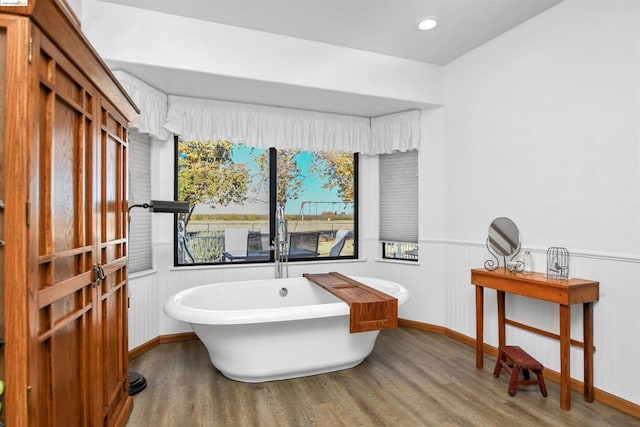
left=113, top=71, right=170, bottom=140
left=370, top=110, right=421, bottom=154
left=164, top=95, right=375, bottom=153
left=113, top=73, right=421, bottom=154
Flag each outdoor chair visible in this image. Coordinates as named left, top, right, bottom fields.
left=222, top=228, right=248, bottom=261
left=329, top=229, right=352, bottom=257
left=288, top=232, right=320, bottom=258
left=247, top=231, right=270, bottom=261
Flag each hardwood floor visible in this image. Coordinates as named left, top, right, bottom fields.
left=127, top=327, right=639, bottom=426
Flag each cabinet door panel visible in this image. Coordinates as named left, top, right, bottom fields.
left=42, top=290, right=93, bottom=426
left=32, top=30, right=96, bottom=427
left=0, top=26, right=6, bottom=427
left=97, top=101, right=130, bottom=426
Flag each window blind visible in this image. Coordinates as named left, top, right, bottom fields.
left=379, top=150, right=418, bottom=243
left=128, top=130, right=152, bottom=273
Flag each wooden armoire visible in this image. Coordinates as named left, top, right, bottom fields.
left=0, top=0, right=138, bottom=425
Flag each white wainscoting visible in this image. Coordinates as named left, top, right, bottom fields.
left=128, top=271, right=160, bottom=350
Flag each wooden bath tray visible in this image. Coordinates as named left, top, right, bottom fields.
left=303, top=272, right=398, bottom=333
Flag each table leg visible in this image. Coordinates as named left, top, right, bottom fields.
left=475, top=285, right=484, bottom=369
left=497, top=290, right=506, bottom=346
left=584, top=302, right=594, bottom=402
left=559, top=304, right=571, bottom=410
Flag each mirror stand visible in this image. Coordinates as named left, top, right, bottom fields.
left=484, top=216, right=523, bottom=272
left=484, top=237, right=521, bottom=271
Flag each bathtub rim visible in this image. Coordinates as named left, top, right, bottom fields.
left=164, top=275, right=409, bottom=326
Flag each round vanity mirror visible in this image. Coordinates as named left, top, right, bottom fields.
left=487, top=217, right=520, bottom=257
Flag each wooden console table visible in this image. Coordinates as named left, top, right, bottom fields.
left=470, top=268, right=599, bottom=410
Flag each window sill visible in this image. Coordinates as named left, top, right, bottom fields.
left=285, top=257, right=367, bottom=266
left=170, top=257, right=366, bottom=272
left=374, top=258, right=421, bottom=266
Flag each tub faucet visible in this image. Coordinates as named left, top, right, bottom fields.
left=274, top=205, right=289, bottom=278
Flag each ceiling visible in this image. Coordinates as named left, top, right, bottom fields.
left=106, top=59, right=428, bottom=117
left=98, top=0, right=563, bottom=116
left=100, top=0, right=562, bottom=64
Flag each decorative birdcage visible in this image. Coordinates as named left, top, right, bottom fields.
left=546, top=247, right=569, bottom=279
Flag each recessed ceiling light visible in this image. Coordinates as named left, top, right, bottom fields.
left=418, top=17, right=439, bottom=31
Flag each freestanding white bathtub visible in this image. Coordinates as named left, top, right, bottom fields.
left=164, top=275, right=409, bottom=382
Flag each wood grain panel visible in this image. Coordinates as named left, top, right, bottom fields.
left=38, top=82, right=54, bottom=260
left=33, top=27, right=97, bottom=426
left=0, top=26, right=6, bottom=427
left=97, top=100, right=130, bottom=426
left=104, top=133, right=118, bottom=244
left=304, top=272, right=398, bottom=332
left=2, top=14, right=36, bottom=427
left=48, top=316, right=88, bottom=425
left=54, top=62, right=82, bottom=104
left=471, top=268, right=599, bottom=305
left=100, top=270, right=129, bottom=424
left=52, top=97, right=77, bottom=281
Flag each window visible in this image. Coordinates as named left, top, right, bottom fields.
left=379, top=150, right=418, bottom=261
left=174, top=136, right=357, bottom=265
left=128, top=130, right=153, bottom=273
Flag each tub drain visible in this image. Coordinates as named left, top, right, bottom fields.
left=279, top=287, right=288, bottom=297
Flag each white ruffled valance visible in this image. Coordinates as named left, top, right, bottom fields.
left=164, top=95, right=375, bottom=153
left=113, top=71, right=170, bottom=141
left=111, top=72, right=421, bottom=153
left=370, top=110, right=421, bottom=154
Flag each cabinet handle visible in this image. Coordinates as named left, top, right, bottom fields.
left=0, top=199, right=4, bottom=208
left=92, top=263, right=106, bottom=284
left=0, top=240, right=4, bottom=247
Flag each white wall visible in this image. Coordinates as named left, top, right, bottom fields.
left=444, top=0, right=640, bottom=255
left=442, top=0, right=640, bottom=405
left=66, top=0, right=82, bottom=19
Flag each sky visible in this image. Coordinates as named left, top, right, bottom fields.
left=230, top=145, right=354, bottom=216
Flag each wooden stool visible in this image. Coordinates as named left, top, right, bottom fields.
left=494, top=345, right=547, bottom=397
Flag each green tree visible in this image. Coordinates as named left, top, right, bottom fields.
left=177, top=139, right=250, bottom=226
left=254, top=149, right=304, bottom=210
left=310, top=151, right=355, bottom=201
